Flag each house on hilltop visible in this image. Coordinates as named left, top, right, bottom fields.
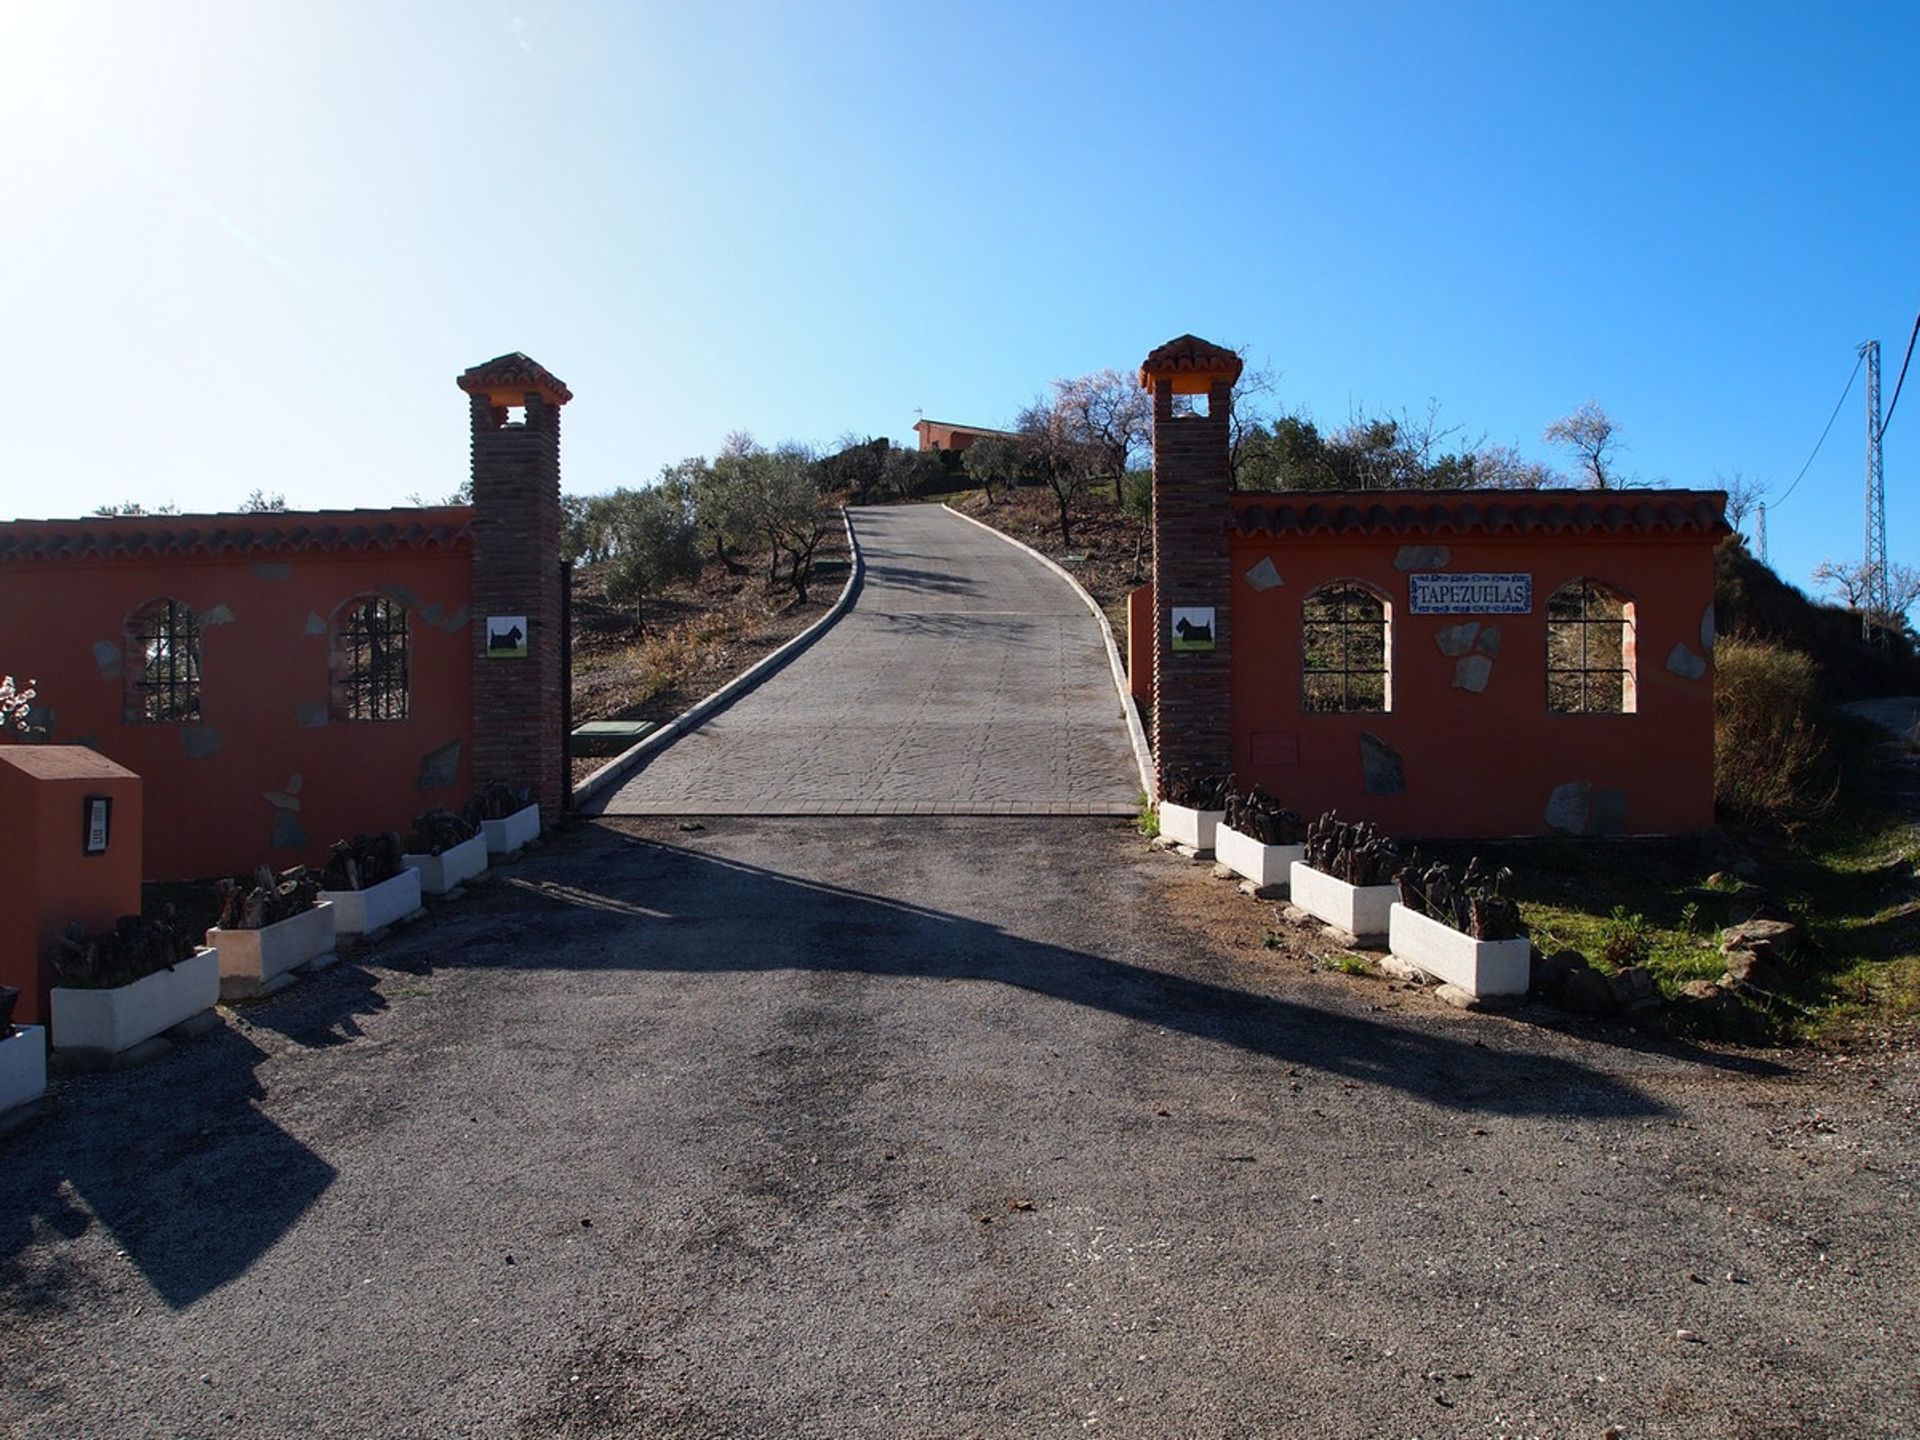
left=912, top=419, right=1016, bottom=454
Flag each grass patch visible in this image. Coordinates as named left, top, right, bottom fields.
left=1423, top=711, right=1919, bottom=1042
left=1136, top=792, right=1160, bottom=838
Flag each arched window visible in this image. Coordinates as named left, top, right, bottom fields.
left=1302, top=582, right=1390, bottom=712
left=125, top=599, right=203, bottom=722
left=1547, top=580, right=1636, bottom=714
left=331, top=596, right=410, bottom=721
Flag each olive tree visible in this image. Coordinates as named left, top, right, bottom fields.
left=962, top=435, right=1022, bottom=506
left=603, top=482, right=702, bottom=632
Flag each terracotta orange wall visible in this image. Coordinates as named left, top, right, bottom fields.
left=915, top=422, right=992, bottom=453
left=0, top=546, right=473, bottom=879
left=1226, top=531, right=1718, bottom=838
left=1126, top=584, right=1154, bottom=702
left=0, top=747, right=143, bottom=1025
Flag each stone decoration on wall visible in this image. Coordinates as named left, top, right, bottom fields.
left=1666, top=643, right=1707, bottom=680
left=417, top=738, right=461, bottom=791
left=1359, top=731, right=1404, bottom=795
left=1437, top=622, right=1504, bottom=693
left=1545, top=780, right=1628, bottom=836
left=1435, top=621, right=1480, bottom=657
left=1393, top=544, right=1450, bottom=572
left=1453, top=655, right=1494, bottom=693
left=91, top=641, right=121, bottom=678
left=1243, top=556, right=1282, bottom=592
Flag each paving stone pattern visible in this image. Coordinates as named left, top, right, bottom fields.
left=595, top=504, right=1141, bottom=815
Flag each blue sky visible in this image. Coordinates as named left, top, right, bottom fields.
left=0, top=1, right=1913, bottom=599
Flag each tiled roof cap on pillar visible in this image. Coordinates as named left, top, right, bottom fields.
left=1138, top=334, right=1244, bottom=395
left=457, top=352, right=573, bottom=408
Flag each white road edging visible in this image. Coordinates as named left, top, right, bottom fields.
left=573, top=506, right=865, bottom=812
left=942, top=502, right=1156, bottom=801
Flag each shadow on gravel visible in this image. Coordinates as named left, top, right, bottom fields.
left=243, top=961, right=392, bottom=1049
left=433, top=829, right=1678, bottom=1121
left=0, top=1025, right=336, bottom=1312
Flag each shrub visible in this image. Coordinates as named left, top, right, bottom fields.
left=1600, top=906, right=1653, bottom=969
left=1713, top=634, right=1832, bottom=829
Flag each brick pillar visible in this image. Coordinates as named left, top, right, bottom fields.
left=1142, top=335, right=1242, bottom=793
left=458, top=353, right=572, bottom=824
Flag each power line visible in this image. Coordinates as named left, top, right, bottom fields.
left=1771, top=353, right=1864, bottom=510
left=1880, top=308, right=1919, bottom=440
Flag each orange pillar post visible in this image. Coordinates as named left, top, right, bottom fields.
left=0, top=748, right=143, bottom=1025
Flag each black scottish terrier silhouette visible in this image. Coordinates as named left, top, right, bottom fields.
left=1174, top=615, right=1213, bottom=644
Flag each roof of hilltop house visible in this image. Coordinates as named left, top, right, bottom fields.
left=912, top=419, right=1018, bottom=452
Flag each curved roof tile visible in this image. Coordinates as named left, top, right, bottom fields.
left=1139, top=334, right=1244, bottom=390
left=1229, top=489, right=1728, bottom=539
left=457, top=352, right=573, bottom=405
left=0, top=507, right=474, bottom=563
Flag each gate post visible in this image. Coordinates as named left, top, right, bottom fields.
left=458, top=353, right=572, bottom=825
left=1141, top=334, right=1241, bottom=791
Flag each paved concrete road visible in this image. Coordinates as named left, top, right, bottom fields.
left=593, top=504, right=1142, bottom=815
left=4, top=818, right=1915, bottom=1439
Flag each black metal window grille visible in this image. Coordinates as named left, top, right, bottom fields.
left=1547, top=580, right=1633, bottom=714
left=1302, top=583, right=1389, bottom=712
left=128, top=599, right=202, bottom=722
left=339, top=597, right=410, bottom=721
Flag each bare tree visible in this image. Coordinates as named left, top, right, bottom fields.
left=1814, top=558, right=1920, bottom=630
left=239, top=489, right=287, bottom=512
left=1712, top=468, right=1767, bottom=534
left=1016, top=397, right=1098, bottom=547
left=1, top=674, right=38, bottom=733
left=1051, top=369, right=1149, bottom=503
left=1470, top=444, right=1566, bottom=489
left=1544, top=401, right=1622, bottom=488
left=1226, top=348, right=1280, bottom=485
left=1812, top=558, right=1874, bottom=609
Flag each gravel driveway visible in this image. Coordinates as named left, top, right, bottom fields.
left=4, top=817, right=1915, bottom=1438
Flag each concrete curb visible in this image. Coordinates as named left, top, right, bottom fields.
left=572, top=507, right=865, bottom=813
left=940, top=502, right=1156, bottom=802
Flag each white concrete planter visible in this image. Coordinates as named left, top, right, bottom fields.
left=1387, top=903, right=1532, bottom=998
left=319, top=868, right=422, bottom=937
left=481, top=802, right=540, bottom=855
left=0, top=1026, right=48, bottom=1114
left=403, top=832, right=489, bottom=895
left=51, top=947, right=220, bottom=1055
left=1289, top=862, right=1397, bottom=946
left=1214, top=828, right=1305, bottom=890
left=208, top=901, right=336, bottom=1000
left=1158, top=803, right=1225, bottom=852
